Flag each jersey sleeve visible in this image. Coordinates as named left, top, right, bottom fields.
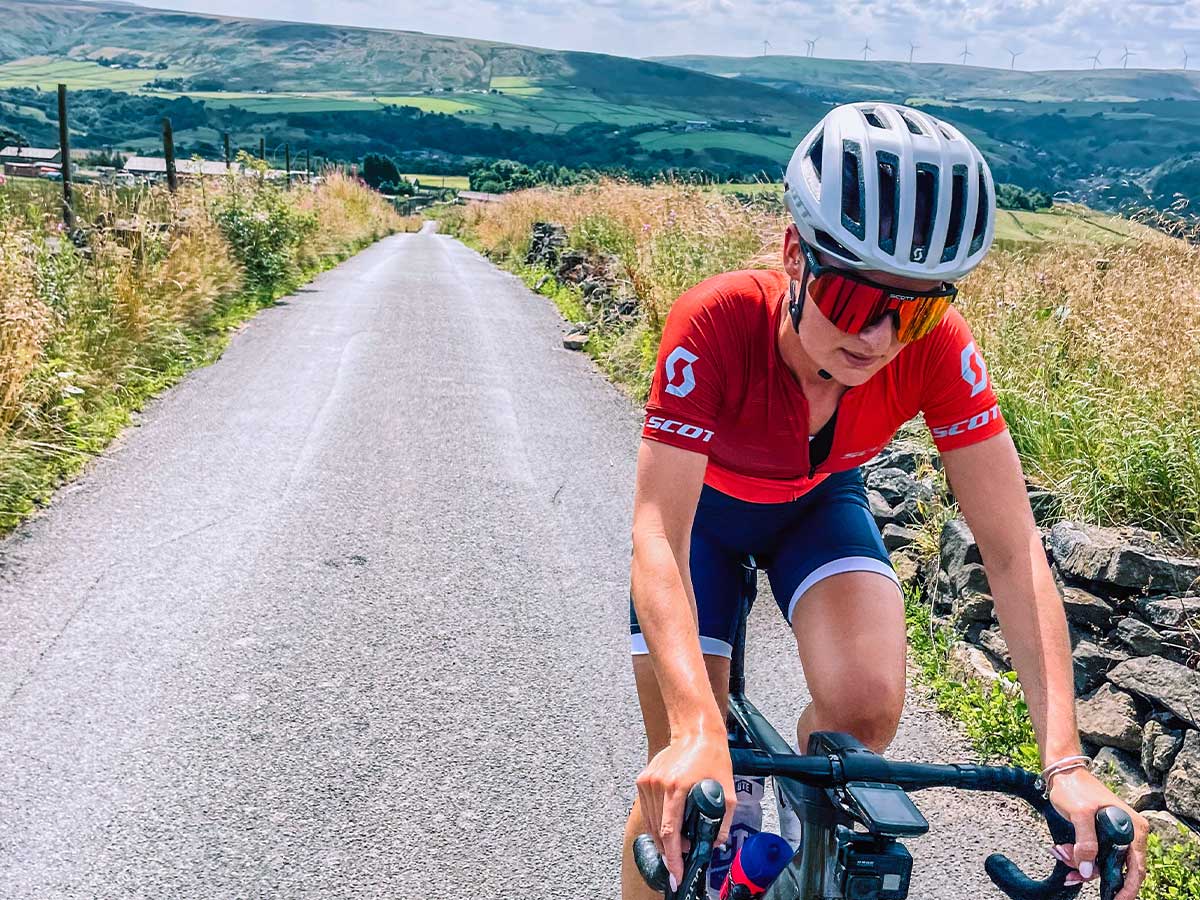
left=642, top=276, right=735, bottom=455
left=919, top=307, right=1009, bottom=452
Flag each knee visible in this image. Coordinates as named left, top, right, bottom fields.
left=813, top=677, right=904, bottom=752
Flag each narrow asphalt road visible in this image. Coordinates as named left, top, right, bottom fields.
left=0, top=227, right=1045, bottom=898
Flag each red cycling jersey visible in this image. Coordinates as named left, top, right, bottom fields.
left=642, top=269, right=1007, bottom=503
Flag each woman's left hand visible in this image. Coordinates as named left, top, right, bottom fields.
left=1047, top=767, right=1147, bottom=900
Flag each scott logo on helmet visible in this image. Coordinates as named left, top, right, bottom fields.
left=930, top=404, right=1000, bottom=439
left=664, top=346, right=699, bottom=398
left=645, top=416, right=715, bottom=443
left=960, top=342, right=989, bottom=398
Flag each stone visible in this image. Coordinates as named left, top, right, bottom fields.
left=1143, top=720, right=1184, bottom=781
left=867, top=490, right=894, bottom=523
left=525, top=221, right=567, bottom=266
left=532, top=273, right=551, bottom=291
left=1139, top=595, right=1200, bottom=629
left=1137, top=816, right=1195, bottom=849
left=864, top=443, right=938, bottom=475
left=952, top=563, right=992, bottom=596
left=1076, top=684, right=1143, bottom=753
left=1142, top=810, right=1199, bottom=850
left=978, top=627, right=1012, bottom=668
left=866, top=467, right=934, bottom=507
left=1048, top=521, right=1200, bottom=594
left=953, top=590, right=995, bottom=628
left=949, top=641, right=1001, bottom=686
left=1071, top=640, right=1130, bottom=694
left=890, top=550, right=919, bottom=586
left=882, top=524, right=922, bottom=552
left=889, top=497, right=924, bottom=526
left=1165, top=730, right=1200, bottom=822
left=1108, top=656, right=1200, bottom=729
left=940, top=518, right=983, bottom=574
left=561, top=332, right=588, bottom=351
left=1060, top=586, right=1114, bottom=630
left=1112, top=617, right=1166, bottom=657
left=1092, top=747, right=1163, bottom=812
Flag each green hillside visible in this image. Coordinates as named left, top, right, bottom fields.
left=1, top=1, right=1198, bottom=209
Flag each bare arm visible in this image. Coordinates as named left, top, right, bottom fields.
left=942, top=432, right=1146, bottom=899
left=631, top=438, right=721, bottom=736
left=630, top=438, right=736, bottom=883
left=940, top=431, right=1078, bottom=762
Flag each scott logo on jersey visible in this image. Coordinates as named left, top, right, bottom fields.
left=664, top=346, right=699, bottom=398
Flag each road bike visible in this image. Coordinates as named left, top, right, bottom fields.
left=634, top=557, right=1133, bottom=900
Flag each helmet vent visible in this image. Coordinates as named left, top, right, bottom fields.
left=900, top=112, right=924, bottom=136
left=969, top=163, right=991, bottom=255
left=939, top=125, right=957, bottom=141
left=808, top=135, right=824, bottom=179
left=876, top=151, right=899, bottom=255
left=840, top=140, right=866, bottom=240
left=814, top=229, right=861, bottom=263
left=863, top=110, right=887, bottom=129
left=912, top=164, right=938, bottom=263
left=942, top=164, right=968, bottom=263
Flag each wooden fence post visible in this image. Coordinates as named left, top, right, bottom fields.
left=162, top=117, right=177, bottom=193
left=285, top=143, right=291, bottom=187
left=224, top=132, right=231, bottom=170
left=57, top=84, right=75, bottom=230
left=305, top=148, right=310, bottom=181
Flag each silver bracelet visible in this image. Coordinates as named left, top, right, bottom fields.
left=1041, top=754, right=1091, bottom=782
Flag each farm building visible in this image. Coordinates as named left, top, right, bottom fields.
left=1, top=146, right=62, bottom=177
left=124, top=156, right=245, bottom=178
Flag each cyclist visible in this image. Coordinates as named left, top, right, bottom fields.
left=623, top=102, right=1147, bottom=899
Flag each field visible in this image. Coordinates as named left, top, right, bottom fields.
left=635, top=130, right=798, bottom=156
left=0, top=57, right=190, bottom=91
left=401, top=174, right=470, bottom=190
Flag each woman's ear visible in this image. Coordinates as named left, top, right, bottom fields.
left=783, top=225, right=804, bottom=280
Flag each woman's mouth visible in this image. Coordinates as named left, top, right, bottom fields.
left=840, top=348, right=877, bottom=368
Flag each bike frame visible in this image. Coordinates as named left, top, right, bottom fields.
left=724, top=557, right=847, bottom=899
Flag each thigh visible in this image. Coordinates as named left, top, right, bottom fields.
left=790, top=570, right=907, bottom=722
left=765, top=469, right=897, bottom=625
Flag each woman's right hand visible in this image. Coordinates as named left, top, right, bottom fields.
left=636, top=728, right=737, bottom=889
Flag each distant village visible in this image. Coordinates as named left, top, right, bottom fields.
left=0, top=145, right=265, bottom=185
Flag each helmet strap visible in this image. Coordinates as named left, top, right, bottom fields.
left=788, top=267, right=809, bottom=333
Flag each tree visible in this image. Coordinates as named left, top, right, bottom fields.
left=361, top=153, right=401, bottom=189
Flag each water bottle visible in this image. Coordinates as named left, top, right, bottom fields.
left=707, top=775, right=765, bottom=899
left=720, top=832, right=794, bottom=898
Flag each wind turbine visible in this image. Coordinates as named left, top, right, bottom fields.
left=1007, top=48, right=1023, bottom=70
left=1185, top=48, right=1191, bottom=70
left=1120, top=44, right=1134, bottom=69
left=959, top=43, right=972, bottom=66
left=762, top=39, right=771, bottom=56
left=909, top=41, right=919, bottom=64
left=1086, top=50, right=1102, bottom=70
left=862, top=39, right=873, bottom=61
left=804, top=38, right=817, bottom=57
left=809, top=36, right=820, bottom=57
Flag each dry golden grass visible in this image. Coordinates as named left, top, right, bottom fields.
left=0, top=227, right=51, bottom=432
left=461, top=180, right=779, bottom=325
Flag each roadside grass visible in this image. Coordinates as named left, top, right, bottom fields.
left=0, top=167, right=410, bottom=533
left=449, top=182, right=1200, bottom=549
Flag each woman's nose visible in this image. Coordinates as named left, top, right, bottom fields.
left=857, top=313, right=897, bottom=352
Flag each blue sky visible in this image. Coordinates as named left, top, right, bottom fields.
left=128, top=0, right=1197, bottom=71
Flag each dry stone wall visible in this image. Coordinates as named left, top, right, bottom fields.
left=865, top=443, right=1200, bottom=847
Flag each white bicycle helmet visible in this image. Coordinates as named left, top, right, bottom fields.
left=784, top=102, right=996, bottom=281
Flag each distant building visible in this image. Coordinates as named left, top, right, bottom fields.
left=124, top=156, right=245, bottom=178
left=1, top=146, right=61, bottom=165
left=458, top=190, right=503, bottom=203
left=1, top=146, right=62, bottom=177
